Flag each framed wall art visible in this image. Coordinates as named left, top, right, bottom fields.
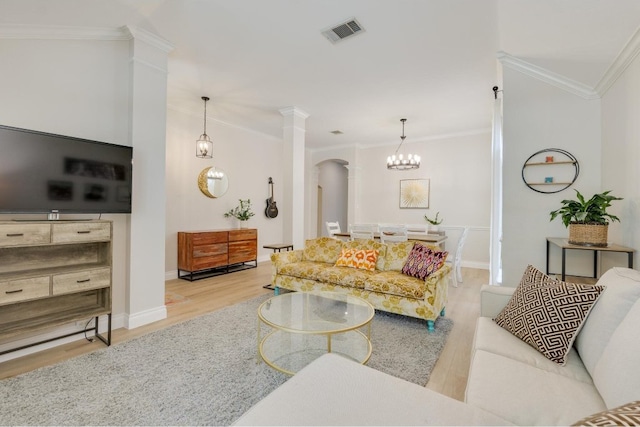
left=400, top=179, right=430, bottom=209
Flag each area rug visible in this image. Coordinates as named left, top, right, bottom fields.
left=0, top=293, right=452, bottom=426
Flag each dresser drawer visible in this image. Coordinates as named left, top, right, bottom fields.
left=52, top=267, right=111, bottom=295
left=52, top=222, right=111, bottom=243
left=0, top=276, right=50, bottom=305
left=0, top=224, right=51, bottom=247
left=229, top=241, right=257, bottom=264
left=229, top=229, right=257, bottom=241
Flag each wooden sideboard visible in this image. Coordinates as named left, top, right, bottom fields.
left=0, top=220, right=112, bottom=355
left=178, top=228, right=258, bottom=281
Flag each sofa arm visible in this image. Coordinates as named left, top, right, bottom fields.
left=480, top=285, right=515, bottom=318
left=424, top=263, right=451, bottom=295
left=270, top=249, right=303, bottom=281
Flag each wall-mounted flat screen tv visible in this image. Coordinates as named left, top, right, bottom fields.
left=0, top=125, right=133, bottom=214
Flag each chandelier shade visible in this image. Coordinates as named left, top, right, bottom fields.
left=196, top=96, right=213, bottom=159
left=387, top=118, right=420, bottom=170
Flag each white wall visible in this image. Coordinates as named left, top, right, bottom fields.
left=310, top=133, right=492, bottom=268
left=164, top=107, right=285, bottom=277
left=601, top=48, right=640, bottom=270
left=501, top=69, right=602, bottom=285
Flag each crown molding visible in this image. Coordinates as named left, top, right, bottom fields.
left=0, top=24, right=173, bottom=53
left=497, top=51, right=599, bottom=100
left=122, top=25, right=173, bottom=53
left=595, top=25, right=640, bottom=96
left=167, top=103, right=282, bottom=143
left=0, top=23, right=129, bottom=40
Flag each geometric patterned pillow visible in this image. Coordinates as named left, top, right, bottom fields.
left=334, top=248, right=379, bottom=271
left=571, top=400, right=640, bottom=426
left=341, top=239, right=387, bottom=271
left=494, top=265, right=604, bottom=365
left=400, top=243, right=448, bottom=280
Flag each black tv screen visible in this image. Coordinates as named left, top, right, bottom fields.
left=0, top=125, right=133, bottom=214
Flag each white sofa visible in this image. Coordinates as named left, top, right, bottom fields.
left=234, top=267, right=640, bottom=426
left=234, top=353, right=511, bottom=426
left=465, top=267, right=640, bottom=426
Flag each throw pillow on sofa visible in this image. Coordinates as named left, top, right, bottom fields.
left=342, top=239, right=387, bottom=270
left=401, top=243, right=448, bottom=280
left=335, top=248, right=379, bottom=272
left=494, top=264, right=604, bottom=365
left=571, top=400, right=640, bottom=426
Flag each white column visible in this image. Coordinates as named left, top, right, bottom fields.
left=124, top=26, right=173, bottom=328
left=344, top=164, right=359, bottom=230
left=279, top=107, right=309, bottom=249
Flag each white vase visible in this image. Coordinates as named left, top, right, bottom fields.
left=239, top=221, right=248, bottom=229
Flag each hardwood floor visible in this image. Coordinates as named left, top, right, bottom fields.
left=0, top=262, right=487, bottom=402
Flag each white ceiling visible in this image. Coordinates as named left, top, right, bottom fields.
left=3, top=0, right=640, bottom=149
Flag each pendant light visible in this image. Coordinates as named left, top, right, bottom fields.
left=196, top=96, right=213, bottom=159
left=387, top=118, right=420, bottom=170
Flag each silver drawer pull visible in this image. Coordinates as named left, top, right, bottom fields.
left=6, top=233, right=24, bottom=237
left=77, top=230, right=91, bottom=234
left=76, top=279, right=91, bottom=283
left=5, top=289, right=23, bottom=294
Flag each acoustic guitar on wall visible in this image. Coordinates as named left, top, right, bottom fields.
left=265, top=177, right=278, bottom=218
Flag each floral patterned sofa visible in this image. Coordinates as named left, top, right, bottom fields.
left=270, top=237, right=451, bottom=330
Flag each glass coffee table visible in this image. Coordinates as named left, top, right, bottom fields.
left=258, top=291, right=374, bottom=375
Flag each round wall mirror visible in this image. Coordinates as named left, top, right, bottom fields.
left=198, top=166, right=229, bottom=198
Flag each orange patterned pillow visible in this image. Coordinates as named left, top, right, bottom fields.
left=334, top=248, right=379, bottom=271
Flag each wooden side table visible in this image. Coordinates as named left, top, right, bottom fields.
left=263, top=243, right=293, bottom=252
left=546, top=237, right=634, bottom=281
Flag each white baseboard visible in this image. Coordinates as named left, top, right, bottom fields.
left=462, top=260, right=489, bottom=270
left=124, top=305, right=167, bottom=329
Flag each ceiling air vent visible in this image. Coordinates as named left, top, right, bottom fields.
left=321, top=18, right=365, bottom=44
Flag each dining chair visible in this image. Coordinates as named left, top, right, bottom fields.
left=325, top=221, right=341, bottom=237
left=379, top=224, right=408, bottom=243
left=349, top=223, right=376, bottom=241
left=446, top=227, right=469, bottom=287
left=405, top=224, right=429, bottom=235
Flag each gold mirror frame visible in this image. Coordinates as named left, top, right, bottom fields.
left=198, top=166, right=229, bottom=198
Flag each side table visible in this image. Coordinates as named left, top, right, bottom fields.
left=546, top=237, right=634, bottom=281
left=263, top=243, right=293, bottom=252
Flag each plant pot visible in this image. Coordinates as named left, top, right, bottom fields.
left=568, top=223, right=608, bottom=247
left=239, top=221, right=248, bottom=229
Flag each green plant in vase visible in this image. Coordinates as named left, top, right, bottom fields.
left=224, top=199, right=255, bottom=227
left=549, top=190, right=622, bottom=246
left=424, top=212, right=443, bottom=232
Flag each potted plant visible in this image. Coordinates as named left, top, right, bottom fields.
left=549, top=190, right=622, bottom=246
left=424, top=212, right=443, bottom=232
left=224, top=199, right=255, bottom=228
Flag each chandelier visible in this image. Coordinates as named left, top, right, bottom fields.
left=196, top=96, right=213, bottom=158
left=387, top=118, right=420, bottom=170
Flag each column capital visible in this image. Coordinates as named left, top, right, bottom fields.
left=279, top=106, right=310, bottom=120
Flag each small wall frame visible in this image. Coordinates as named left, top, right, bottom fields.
left=400, top=179, right=430, bottom=208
